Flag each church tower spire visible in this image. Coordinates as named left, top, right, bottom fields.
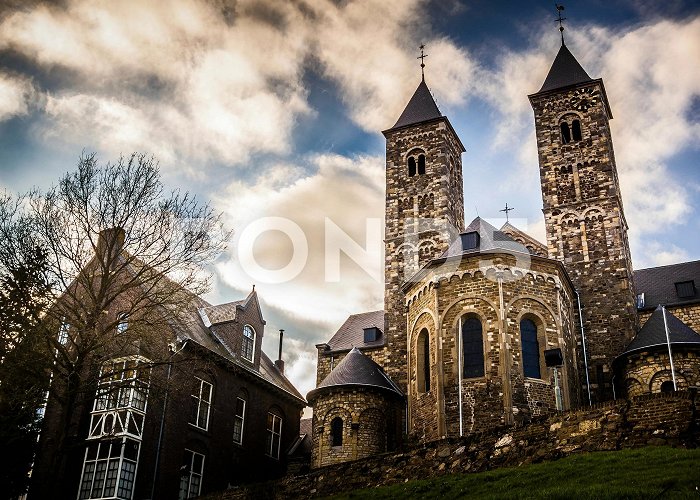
left=382, top=68, right=465, bottom=393
left=529, top=39, right=637, bottom=403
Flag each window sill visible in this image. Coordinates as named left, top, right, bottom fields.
left=188, top=423, right=210, bottom=434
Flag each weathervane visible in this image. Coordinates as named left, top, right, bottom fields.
left=555, top=4, right=567, bottom=45
left=500, top=202, right=515, bottom=223
left=418, top=44, right=428, bottom=81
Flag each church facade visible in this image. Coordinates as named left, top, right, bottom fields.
left=309, top=38, right=700, bottom=468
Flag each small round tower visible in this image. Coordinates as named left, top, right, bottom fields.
left=307, top=348, right=404, bottom=468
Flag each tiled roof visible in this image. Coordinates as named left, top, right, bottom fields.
left=537, top=44, right=593, bottom=93
left=199, top=300, right=244, bottom=325
left=634, top=260, right=700, bottom=310
left=499, top=222, right=548, bottom=257
left=326, top=310, right=385, bottom=352
left=442, top=217, right=533, bottom=258
left=389, top=80, right=442, bottom=130
left=307, top=348, right=402, bottom=401
left=618, top=306, right=700, bottom=357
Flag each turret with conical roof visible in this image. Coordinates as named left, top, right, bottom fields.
left=529, top=37, right=637, bottom=404
left=382, top=74, right=466, bottom=395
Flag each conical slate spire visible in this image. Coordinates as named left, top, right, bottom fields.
left=391, top=80, right=442, bottom=129
left=620, top=306, right=700, bottom=356
left=538, top=44, right=593, bottom=93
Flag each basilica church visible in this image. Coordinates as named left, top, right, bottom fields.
left=306, top=36, right=700, bottom=468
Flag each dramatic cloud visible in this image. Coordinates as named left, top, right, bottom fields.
left=0, top=71, right=36, bottom=120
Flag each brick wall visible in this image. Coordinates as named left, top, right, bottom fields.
left=622, top=349, right=700, bottom=397
left=639, top=302, right=700, bottom=333
left=210, top=391, right=699, bottom=499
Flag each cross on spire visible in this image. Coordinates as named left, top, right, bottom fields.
left=555, top=4, right=567, bottom=46
left=418, top=44, right=428, bottom=81
left=500, top=202, right=515, bottom=222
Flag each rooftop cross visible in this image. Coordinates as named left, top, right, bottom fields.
left=418, top=44, right=428, bottom=81
left=500, top=202, right=515, bottom=222
left=555, top=4, right=567, bottom=46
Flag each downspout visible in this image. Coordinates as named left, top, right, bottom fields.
left=458, top=316, right=463, bottom=437
left=575, top=289, right=592, bottom=406
left=150, top=339, right=188, bottom=500
left=662, top=305, right=678, bottom=390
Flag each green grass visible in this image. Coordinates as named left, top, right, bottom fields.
left=327, top=447, right=700, bottom=499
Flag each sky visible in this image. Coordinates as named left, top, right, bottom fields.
left=1, top=0, right=699, bottom=403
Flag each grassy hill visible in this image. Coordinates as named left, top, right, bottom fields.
left=328, top=447, right=700, bottom=499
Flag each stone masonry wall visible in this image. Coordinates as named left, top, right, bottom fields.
left=404, top=252, right=578, bottom=440
left=210, top=391, right=699, bottom=499
left=384, top=117, right=465, bottom=395
left=309, top=388, right=403, bottom=469
left=622, top=349, right=700, bottom=397
left=531, top=82, right=638, bottom=403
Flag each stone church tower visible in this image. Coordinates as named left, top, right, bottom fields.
left=528, top=43, right=638, bottom=402
left=381, top=77, right=466, bottom=391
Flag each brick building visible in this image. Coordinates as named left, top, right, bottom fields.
left=30, top=231, right=306, bottom=499
left=309, top=35, right=700, bottom=466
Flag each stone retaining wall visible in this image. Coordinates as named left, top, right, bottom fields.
left=209, top=391, right=698, bottom=499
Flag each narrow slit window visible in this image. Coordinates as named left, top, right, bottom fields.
left=408, top=157, right=416, bottom=177
left=560, top=122, right=571, bottom=144
left=462, top=318, right=484, bottom=378
left=520, top=319, right=540, bottom=378
left=572, top=120, right=582, bottom=141
left=417, top=154, right=426, bottom=175
left=416, top=329, right=430, bottom=393
left=330, top=417, right=343, bottom=446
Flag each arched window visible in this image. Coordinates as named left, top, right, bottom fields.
left=330, top=417, right=343, bottom=446
left=417, top=154, right=426, bottom=175
left=408, top=157, right=416, bottom=177
left=660, top=381, right=674, bottom=393
left=462, top=317, right=484, bottom=378
left=242, top=325, right=255, bottom=361
left=416, top=329, right=430, bottom=393
left=560, top=122, right=571, bottom=144
left=572, top=120, right=582, bottom=141
left=521, top=318, right=540, bottom=378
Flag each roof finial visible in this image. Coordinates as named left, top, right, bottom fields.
left=500, top=202, right=515, bottom=223
left=555, top=4, right=567, bottom=46
left=418, top=44, right=428, bottom=81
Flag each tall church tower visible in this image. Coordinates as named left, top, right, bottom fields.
left=382, top=76, right=465, bottom=392
left=529, top=42, right=637, bottom=402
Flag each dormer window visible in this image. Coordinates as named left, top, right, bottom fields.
left=460, top=231, right=480, bottom=251
left=407, top=151, right=426, bottom=177
left=363, top=327, right=381, bottom=343
left=675, top=280, right=696, bottom=299
left=242, top=325, right=255, bottom=361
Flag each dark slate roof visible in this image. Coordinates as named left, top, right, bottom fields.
left=634, top=260, right=700, bottom=310
left=390, top=79, right=442, bottom=129
left=288, top=418, right=313, bottom=456
left=325, top=310, right=385, bottom=352
left=619, top=306, right=700, bottom=357
left=307, top=347, right=402, bottom=401
left=537, top=44, right=593, bottom=93
left=442, top=217, right=533, bottom=258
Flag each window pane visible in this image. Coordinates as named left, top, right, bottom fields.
left=521, top=319, right=540, bottom=378
left=462, top=318, right=484, bottom=378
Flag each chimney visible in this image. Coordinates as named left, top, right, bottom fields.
left=96, top=227, right=125, bottom=263
left=274, top=329, right=285, bottom=374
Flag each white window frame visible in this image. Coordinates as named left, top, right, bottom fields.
left=241, top=325, right=255, bottom=361
left=232, top=397, right=246, bottom=445
left=179, top=449, right=204, bottom=499
left=58, top=318, right=70, bottom=345
left=190, top=377, right=213, bottom=431
left=265, top=412, right=282, bottom=459
left=77, top=437, right=140, bottom=500
left=116, top=313, right=128, bottom=335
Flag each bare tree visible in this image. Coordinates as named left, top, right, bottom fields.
left=0, top=152, right=230, bottom=494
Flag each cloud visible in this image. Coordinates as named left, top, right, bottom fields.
left=0, top=0, right=312, bottom=170
left=212, top=152, right=385, bottom=329
left=476, top=17, right=700, bottom=242
left=0, top=71, right=36, bottom=120
left=634, top=240, right=691, bottom=268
